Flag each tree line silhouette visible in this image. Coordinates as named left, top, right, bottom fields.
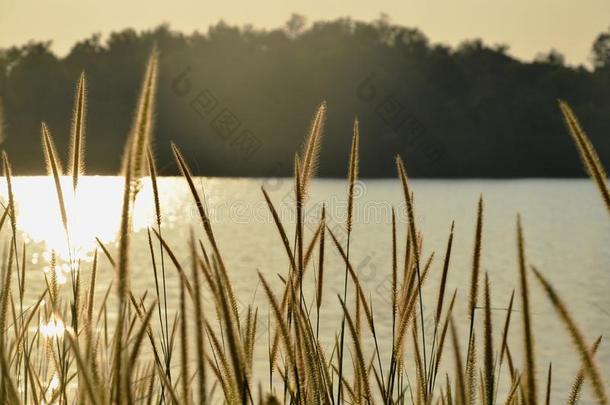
left=1, top=15, right=609, bottom=177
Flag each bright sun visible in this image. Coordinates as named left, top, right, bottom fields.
left=0, top=176, right=155, bottom=271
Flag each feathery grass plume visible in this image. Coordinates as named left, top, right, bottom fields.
left=129, top=46, right=158, bottom=191
left=391, top=207, right=398, bottom=341
left=532, top=267, right=608, bottom=405
left=2, top=152, right=17, bottom=245
left=436, top=221, right=455, bottom=326
left=146, top=147, right=161, bottom=228
left=299, top=101, right=326, bottom=198
left=41, top=124, right=69, bottom=234
left=469, top=196, right=483, bottom=319
left=567, top=336, right=602, bottom=405
left=336, top=118, right=360, bottom=405
left=465, top=333, right=478, bottom=405
left=346, top=117, right=360, bottom=234
left=315, top=204, right=326, bottom=336
left=558, top=100, right=610, bottom=214
left=294, top=154, right=305, bottom=294
left=517, top=215, right=537, bottom=405
left=395, top=155, right=428, bottom=380
left=68, top=72, right=86, bottom=191
left=412, top=320, right=427, bottom=404
left=114, top=140, right=134, bottom=403
left=212, top=261, right=250, bottom=403
left=85, top=250, right=98, bottom=366
left=483, top=274, right=494, bottom=405
left=146, top=145, right=170, bottom=375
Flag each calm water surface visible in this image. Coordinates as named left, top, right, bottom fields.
left=1, top=177, right=608, bottom=401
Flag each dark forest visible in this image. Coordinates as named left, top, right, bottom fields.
left=1, top=16, right=609, bottom=177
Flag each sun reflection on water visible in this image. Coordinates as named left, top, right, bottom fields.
left=39, top=317, right=66, bottom=338
left=0, top=176, right=155, bottom=263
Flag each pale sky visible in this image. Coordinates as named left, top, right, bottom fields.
left=1, top=0, right=609, bottom=66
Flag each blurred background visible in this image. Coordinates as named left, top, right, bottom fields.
left=0, top=0, right=609, bottom=177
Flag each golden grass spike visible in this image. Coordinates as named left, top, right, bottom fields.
left=412, top=321, right=427, bottom=404
left=205, top=321, right=240, bottom=401
left=316, top=204, right=326, bottom=310
left=558, top=100, right=610, bottom=214
left=129, top=47, right=158, bottom=186
left=465, top=333, right=477, bottom=405
left=146, top=146, right=161, bottom=228
left=212, top=262, right=249, bottom=403
left=117, top=143, right=133, bottom=301
left=41, top=124, right=69, bottom=234
left=300, top=101, right=326, bottom=198
left=395, top=154, right=429, bottom=382
left=483, top=274, right=494, bottom=405
left=69, top=71, right=86, bottom=191
left=567, top=336, right=602, bottom=405
left=436, top=221, right=455, bottom=324
left=86, top=250, right=98, bottom=362
left=391, top=207, right=398, bottom=339
left=395, top=156, right=419, bottom=265
left=532, top=267, right=608, bottom=405
left=393, top=252, right=435, bottom=359
left=2, top=152, right=17, bottom=241
left=517, top=215, right=537, bottom=405
left=469, top=196, right=483, bottom=319
left=114, top=139, right=134, bottom=403
left=346, top=117, right=360, bottom=234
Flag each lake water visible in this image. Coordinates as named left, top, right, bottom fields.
left=1, top=176, right=608, bottom=402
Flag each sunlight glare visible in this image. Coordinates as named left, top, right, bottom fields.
left=0, top=176, right=155, bottom=263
